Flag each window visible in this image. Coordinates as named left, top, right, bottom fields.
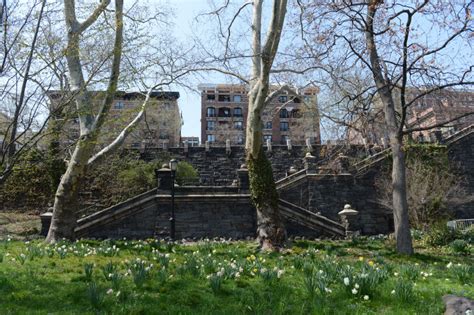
left=280, top=109, right=289, bottom=118
left=207, top=134, right=215, bottom=142
left=237, top=135, right=244, bottom=144
left=264, top=121, right=272, bottom=129
left=280, top=122, right=289, bottom=131
left=234, top=121, right=243, bottom=130
left=233, top=95, right=242, bottom=102
left=233, top=107, right=243, bottom=117
left=114, top=101, right=124, bottom=109
left=303, top=96, right=310, bottom=102
left=263, top=135, right=272, bottom=143
left=131, top=142, right=140, bottom=148
left=218, top=95, right=231, bottom=102
left=281, top=135, right=289, bottom=144
left=291, top=109, right=301, bottom=118
left=207, top=121, right=215, bottom=130
left=207, top=94, right=215, bottom=100
left=218, top=107, right=231, bottom=117
left=207, top=107, right=216, bottom=117
left=278, top=95, right=288, bottom=103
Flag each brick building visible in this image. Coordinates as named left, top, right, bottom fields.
left=199, top=84, right=320, bottom=146
left=47, top=90, right=182, bottom=150
left=347, top=88, right=474, bottom=144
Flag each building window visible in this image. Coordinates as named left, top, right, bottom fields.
left=291, top=109, right=301, bottom=118
left=234, top=121, right=243, bottom=130
left=114, top=101, right=124, bottom=109
left=207, top=94, right=215, bottom=100
left=131, top=142, right=140, bottom=148
left=233, top=107, right=243, bottom=117
left=278, top=95, right=288, bottom=103
left=233, top=95, right=242, bottom=102
left=264, top=121, right=272, bottom=129
left=207, top=107, right=216, bottom=117
left=280, top=122, right=289, bottom=131
left=263, top=135, right=272, bottom=143
left=218, top=107, right=231, bottom=117
left=207, top=121, right=215, bottom=130
left=281, top=135, right=289, bottom=144
left=280, top=109, right=289, bottom=118
left=218, top=95, right=231, bottom=102
left=207, top=134, right=215, bottom=143
left=237, top=135, right=244, bottom=144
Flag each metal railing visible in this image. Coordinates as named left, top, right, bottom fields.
left=447, top=219, right=474, bottom=230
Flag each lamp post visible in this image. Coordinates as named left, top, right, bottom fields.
left=169, top=159, right=178, bottom=240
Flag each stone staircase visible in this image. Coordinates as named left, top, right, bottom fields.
left=278, top=199, right=345, bottom=237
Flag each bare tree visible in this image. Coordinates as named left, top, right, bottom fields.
left=45, top=0, right=125, bottom=242
left=298, top=0, right=474, bottom=254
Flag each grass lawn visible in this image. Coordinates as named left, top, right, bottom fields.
left=0, top=236, right=472, bottom=314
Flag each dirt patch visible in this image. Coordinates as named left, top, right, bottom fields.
left=0, top=212, right=41, bottom=240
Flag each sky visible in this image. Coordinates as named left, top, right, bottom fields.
left=170, top=0, right=218, bottom=139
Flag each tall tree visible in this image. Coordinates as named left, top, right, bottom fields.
left=246, top=0, right=289, bottom=250
left=46, top=0, right=124, bottom=242
left=298, top=0, right=474, bottom=254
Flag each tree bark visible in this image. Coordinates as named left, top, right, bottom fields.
left=246, top=82, right=286, bottom=250
left=245, top=0, right=288, bottom=251
left=46, top=0, right=123, bottom=242
left=365, top=0, right=413, bottom=254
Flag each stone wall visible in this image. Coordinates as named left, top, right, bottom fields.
left=279, top=172, right=392, bottom=236
left=141, top=145, right=370, bottom=183
left=447, top=128, right=474, bottom=219
left=82, top=192, right=258, bottom=240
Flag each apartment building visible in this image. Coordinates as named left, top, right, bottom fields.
left=347, top=88, right=474, bottom=145
left=47, top=90, right=182, bottom=150
left=199, top=84, right=320, bottom=145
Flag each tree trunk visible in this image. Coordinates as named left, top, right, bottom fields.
left=390, top=137, right=414, bottom=254
left=46, top=139, right=94, bottom=242
left=246, top=83, right=286, bottom=250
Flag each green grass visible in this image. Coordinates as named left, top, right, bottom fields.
left=0, top=237, right=472, bottom=314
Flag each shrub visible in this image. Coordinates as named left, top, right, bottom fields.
left=424, top=221, right=459, bottom=246
left=449, top=239, right=471, bottom=255
left=175, top=161, right=199, bottom=186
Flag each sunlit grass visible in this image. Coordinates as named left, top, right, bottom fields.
left=0, top=236, right=472, bottom=314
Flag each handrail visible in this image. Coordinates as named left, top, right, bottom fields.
left=278, top=199, right=345, bottom=236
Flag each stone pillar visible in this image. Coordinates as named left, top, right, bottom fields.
left=40, top=211, right=53, bottom=237
left=336, top=154, right=351, bottom=174
left=338, top=204, right=360, bottom=237
left=286, top=138, right=292, bottom=150
left=226, top=139, right=231, bottom=156
left=205, top=141, right=210, bottom=152
left=155, top=164, right=172, bottom=190
left=183, top=140, right=189, bottom=154
left=304, top=152, right=317, bottom=174
left=305, top=138, right=313, bottom=152
left=266, top=139, right=272, bottom=152
left=237, top=164, right=249, bottom=190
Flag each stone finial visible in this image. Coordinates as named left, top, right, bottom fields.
left=338, top=204, right=360, bottom=237
left=286, top=138, right=292, bottom=150
left=305, top=152, right=314, bottom=158
left=240, top=163, right=247, bottom=169
left=161, top=163, right=170, bottom=169
left=266, top=139, right=272, bottom=152
left=287, top=166, right=297, bottom=176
